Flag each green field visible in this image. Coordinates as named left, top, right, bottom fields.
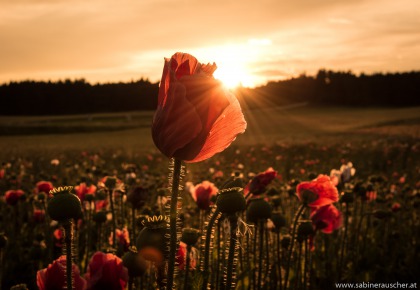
left=0, top=105, right=419, bottom=158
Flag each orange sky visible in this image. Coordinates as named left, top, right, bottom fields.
left=1, top=0, right=419, bottom=87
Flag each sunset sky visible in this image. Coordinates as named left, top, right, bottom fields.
left=1, top=0, right=419, bottom=88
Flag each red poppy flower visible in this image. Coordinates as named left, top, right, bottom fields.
left=33, top=209, right=46, bottom=223
left=4, top=189, right=25, bottom=206
left=296, top=175, right=339, bottom=208
left=176, top=242, right=197, bottom=270
left=152, top=52, right=247, bottom=163
left=36, top=181, right=54, bottom=195
left=0, top=168, right=4, bottom=179
left=75, top=182, right=97, bottom=203
left=85, top=251, right=128, bottom=290
left=244, top=167, right=277, bottom=195
left=53, top=229, right=64, bottom=247
left=310, top=204, right=342, bottom=233
left=189, top=181, right=218, bottom=210
left=109, top=228, right=130, bottom=251
left=37, top=256, right=87, bottom=290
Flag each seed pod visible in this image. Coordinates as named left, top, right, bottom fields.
left=297, top=221, right=315, bottom=243
left=181, top=228, right=200, bottom=246
left=271, top=211, right=287, bottom=230
left=47, top=187, right=82, bottom=221
left=122, top=246, right=148, bottom=277
left=136, top=215, right=168, bottom=266
left=93, top=211, right=107, bottom=224
left=216, top=187, right=246, bottom=214
left=340, top=191, right=354, bottom=204
left=246, top=197, right=272, bottom=224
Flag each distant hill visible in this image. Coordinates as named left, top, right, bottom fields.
left=1, top=70, right=419, bottom=115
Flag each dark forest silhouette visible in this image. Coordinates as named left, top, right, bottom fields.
left=0, top=70, right=419, bottom=115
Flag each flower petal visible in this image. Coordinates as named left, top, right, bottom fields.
left=152, top=81, right=202, bottom=158
left=187, top=89, right=247, bottom=163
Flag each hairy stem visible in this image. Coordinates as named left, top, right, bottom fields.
left=63, top=220, right=73, bottom=290
left=201, top=208, right=221, bottom=290
left=225, top=215, right=238, bottom=290
left=167, top=158, right=182, bottom=290
left=284, top=204, right=305, bottom=289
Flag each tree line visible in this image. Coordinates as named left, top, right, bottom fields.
left=0, top=70, right=419, bottom=115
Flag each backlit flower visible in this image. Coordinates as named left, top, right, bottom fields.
left=152, top=52, right=247, bottom=163
left=85, top=251, right=128, bottom=290
left=244, top=167, right=277, bottom=195
left=36, top=256, right=87, bottom=290
left=74, top=182, right=97, bottom=203
left=310, top=204, right=342, bottom=233
left=296, top=175, right=339, bottom=208
left=4, top=189, right=25, bottom=206
left=36, top=181, right=54, bottom=195
left=189, top=181, right=218, bottom=210
left=109, top=228, right=130, bottom=251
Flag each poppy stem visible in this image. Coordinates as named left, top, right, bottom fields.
left=184, top=245, right=191, bottom=290
left=167, top=158, right=182, bottom=290
left=257, top=220, right=264, bottom=289
left=225, top=214, right=239, bottom=290
left=201, top=207, right=221, bottom=290
left=284, top=204, right=305, bottom=290
left=131, top=207, right=136, bottom=244
left=63, top=220, right=73, bottom=290
left=109, top=187, right=117, bottom=248
left=339, top=204, right=350, bottom=281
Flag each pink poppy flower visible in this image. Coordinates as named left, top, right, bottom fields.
left=4, top=189, right=25, bottom=206
left=152, top=52, right=247, bottom=163
left=310, top=204, right=342, bottom=233
left=189, top=181, right=218, bottom=210
left=244, top=167, right=277, bottom=195
left=36, top=181, right=54, bottom=195
left=296, top=175, right=339, bottom=208
left=74, top=182, right=97, bottom=203
left=37, top=256, right=87, bottom=290
left=85, top=251, right=128, bottom=290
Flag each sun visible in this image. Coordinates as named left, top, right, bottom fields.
left=195, top=44, right=259, bottom=89
left=214, top=65, right=250, bottom=89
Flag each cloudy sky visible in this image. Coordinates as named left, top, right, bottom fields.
left=1, top=0, right=419, bottom=87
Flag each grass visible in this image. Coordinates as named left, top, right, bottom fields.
left=0, top=105, right=419, bottom=159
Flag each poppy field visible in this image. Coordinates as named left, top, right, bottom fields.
left=1, top=104, right=419, bottom=290
left=1, top=51, right=419, bottom=290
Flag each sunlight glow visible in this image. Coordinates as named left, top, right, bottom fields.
left=192, top=40, right=271, bottom=88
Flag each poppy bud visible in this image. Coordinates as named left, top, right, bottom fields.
left=104, top=176, right=117, bottom=189
left=297, top=221, right=315, bottom=242
left=340, top=191, right=354, bottom=204
left=93, top=211, right=107, bottom=224
left=271, top=196, right=282, bottom=207
left=372, top=209, right=392, bottom=219
left=216, top=187, right=246, bottom=214
left=122, top=246, right=148, bottom=277
left=85, top=193, right=94, bottom=202
left=298, top=189, right=319, bottom=205
left=271, top=211, right=287, bottom=230
left=181, top=228, right=200, bottom=246
left=0, top=233, right=7, bottom=248
left=127, top=186, right=149, bottom=209
left=267, top=188, right=279, bottom=196
left=281, top=235, right=291, bottom=249
left=47, top=187, right=83, bottom=221
left=246, top=197, right=272, bottom=224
